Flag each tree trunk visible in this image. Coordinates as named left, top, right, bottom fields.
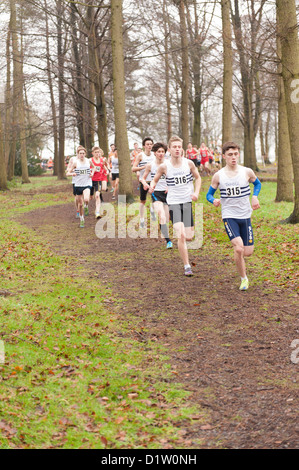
left=178, top=0, right=189, bottom=147
left=277, top=0, right=299, bottom=221
left=4, top=26, right=12, bottom=172
left=163, top=0, right=172, bottom=141
left=10, top=0, right=30, bottom=184
left=57, top=0, right=66, bottom=179
left=45, top=1, right=58, bottom=175
left=0, top=110, right=8, bottom=191
left=232, top=0, right=258, bottom=170
left=110, top=0, right=133, bottom=201
left=275, top=10, right=294, bottom=202
left=221, top=0, right=233, bottom=145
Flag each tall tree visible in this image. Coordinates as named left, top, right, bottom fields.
left=177, top=0, right=189, bottom=147
left=87, top=1, right=109, bottom=157
left=110, top=0, right=133, bottom=201
left=44, top=0, right=58, bottom=175
left=0, top=108, right=8, bottom=191
left=163, top=0, right=172, bottom=141
left=221, top=0, right=233, bottom=145
left=275, top=23, right=294, bottom=202
left=56, top=0, right=66, bottom=179
left=10, top=0, right=30, bottom=183
left=276, top=0, right=299, bottom=222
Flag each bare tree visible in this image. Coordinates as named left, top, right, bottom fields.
left=277, top=0, right=299, bottom=223
left=110, top=0, right=133, bottom=200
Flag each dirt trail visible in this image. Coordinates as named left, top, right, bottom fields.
left=20, top=189, right=298, bottom=449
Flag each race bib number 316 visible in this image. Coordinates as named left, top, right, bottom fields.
left=226, top=186, right=241, bottom=197
left=174, top=176, right=187, bottom=186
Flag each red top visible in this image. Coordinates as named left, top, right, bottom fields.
left=92, top=157, right=107, bottom=181
left=186, top=148, right=197, bottom=160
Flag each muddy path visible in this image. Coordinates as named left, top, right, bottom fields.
left=20, top=187, right=298, bottom=449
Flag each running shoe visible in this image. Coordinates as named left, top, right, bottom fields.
left=239, top=278, right=249, bottom=291
left=184, top=266, right=193, bottom=277
left=166, top=241, right=173, bottom=249
left=150, top=209, right=156, bottom=221
left=110, top=188, right=114, bottom=193
left=112, top=195, right=115, bottom=200
left=80, top=219, right=85, bottom=228
left=76, top=211, right=80, bottom=218
left=84, top=206, right=89, bottom=216
left=140, top=220, right=145, bottom=229
left=95, top=212, right=101, bottom=219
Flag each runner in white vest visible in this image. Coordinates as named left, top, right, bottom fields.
left=141, top=142, right=173, bottom=249
left=66, top=155, right=80, bottom=218
left=206, top=141, right=261, bottom=290
left=132, top=137, right=156, bottom=227
left=67, top=146, right=94, bottom=228
left=150, top=135, right=201, bottom=276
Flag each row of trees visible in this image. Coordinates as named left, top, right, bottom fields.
left=0, top=0, right=298, bottom=221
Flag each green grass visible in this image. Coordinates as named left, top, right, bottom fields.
left=0, top=175, right=298, bottom=448
left=0, top=177, right=204, bottom=449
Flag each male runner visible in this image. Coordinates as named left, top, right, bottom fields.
left=141, top=142, right=173, bottom=249
left=67, top=146, right=94, bottom=228
left=132, top=137, right=156, bottom=227
left=90, top=146, right=109, bottom=219
left=150, top=135, right=201, bottom=276
left=206, top=141, right=261, bottom=290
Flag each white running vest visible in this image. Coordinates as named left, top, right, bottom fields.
left=218, top=165, right=252, bottom=219
left=74, top=158, right=92, bottom=187
left=150, top=161, right=167, bottom=192
left=165, top=159, right=194, bottom=204
left=138, top=152, right=154, bottom=181
left=111, top=156, right=119, bottom=174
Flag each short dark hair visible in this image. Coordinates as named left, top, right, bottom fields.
left=222, top=141, right=240, bottom=155
left=152, top=142, right=167, bottom=153
left=142, top=137, right=153, bottom=147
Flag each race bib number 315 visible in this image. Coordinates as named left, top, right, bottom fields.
left=226, top=186, right=241, bottom=197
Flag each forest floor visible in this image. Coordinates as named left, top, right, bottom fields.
left=17, top=173, right=298, bottom=449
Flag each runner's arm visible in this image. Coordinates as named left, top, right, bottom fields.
left=206, top=172, right=221, bottom=207
left=132, top=154, right=143, bottom=173
left=66, top=160, right=76, bottom=177
left=140, top=163, right=151, bottom=190
left=188, top=160, right=201, bottom=201
left=247, top=169, right=261, bottom=210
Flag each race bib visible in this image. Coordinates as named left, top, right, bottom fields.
left=226, top=186, right=241, bottom=197
left=174, top=175, right=187, bottom=186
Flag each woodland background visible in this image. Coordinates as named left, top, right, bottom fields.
left=0, top=0, right=298, bottom=221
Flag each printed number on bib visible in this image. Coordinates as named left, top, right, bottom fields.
left=226, top=186, right=241, bottom=197
left=174, top=176, right=187, bottom=186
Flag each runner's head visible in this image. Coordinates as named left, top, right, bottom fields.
left=222, top=141, right=240, bottom=155
left=168, top=135, right=183, bottom=158
left=77, top=146, right=87, bottom=159
left=152, top=142, right=167, bottom=161
left=92, top=146, right=103, bottom=158
left=142, top=137, right=153, bottom=154
left=222, top=142, right=240, bottom=166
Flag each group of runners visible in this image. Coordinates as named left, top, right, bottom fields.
left=66, top=136, right=261, bottom=291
